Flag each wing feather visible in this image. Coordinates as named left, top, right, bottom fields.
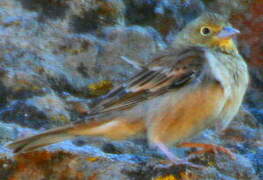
left=89, top=47, right=207, bottom=115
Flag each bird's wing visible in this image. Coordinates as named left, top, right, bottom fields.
left=89, top=47, right=208, bottom=115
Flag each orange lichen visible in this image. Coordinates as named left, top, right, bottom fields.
left=88, top=80, right=113, bottom=97
left=86, top=156, right=100, bottom=162
left=154, top=172, right=200, bottom=180
left=0, top=151, right=86, bottom=180
left=154, top=174, right=178, bottom=180
left=88, top=173, right=98, bottom=180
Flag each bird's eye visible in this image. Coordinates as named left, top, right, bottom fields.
left=200, top=26, right=212, bottom=36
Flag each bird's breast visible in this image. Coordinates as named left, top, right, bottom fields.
left=207, top=51, right=249, bottom=131
left=206, top=50, right=249, bottom=99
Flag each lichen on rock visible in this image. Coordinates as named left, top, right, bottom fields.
left=0, top=0, right=262, bottom=179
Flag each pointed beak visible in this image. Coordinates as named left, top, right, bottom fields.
left=217, top=27, right=240, bottom=39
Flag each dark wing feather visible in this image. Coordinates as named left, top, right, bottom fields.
left=89, top=47, right=207, bottom=115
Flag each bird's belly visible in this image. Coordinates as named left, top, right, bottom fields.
left=146, top=82, right=226, bottom=145
left=215, top=84, right=248, bottom=132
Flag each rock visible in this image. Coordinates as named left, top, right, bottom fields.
left=0, top=109, right=260, bottom=179
left=98, top=25, right=165, bottom=82
left=245, top=89, right=263, bottom=122
left=0, top=69, right=49, bottom=100
left=0, top=122, right=37, bottom=153
left=18, top=0, right=70, bottom=19
left=0, top=122, right=16, bottom=144
left=249, top=67, right=263, bottom=90
left=124, top=0, right=205, bottom=37
left=0, top=0, right=262, bottom=179
left=0, top=93, right=70, bottom=129
left=0, top=100, right=51, bottom=129
left=25, top=94, right=71, bottom=126
left=69, top=0, right=125, bottom=33
left=205, top=0, right=250, bottom=17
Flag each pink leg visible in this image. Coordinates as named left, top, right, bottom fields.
left=156, top=143, right=180, bottom=162
left=155, top=142, right=203, bottom=169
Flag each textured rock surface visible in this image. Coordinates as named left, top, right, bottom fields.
left=0, top=0, right=262, bottom=179
left=0, top=110, right=262, bottom=180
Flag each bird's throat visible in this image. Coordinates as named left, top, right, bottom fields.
left=212, top=38, right=238, bottom=55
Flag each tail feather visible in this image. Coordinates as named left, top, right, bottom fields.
left=7, top=118, right=145, bottom=154
left=7, top=125, right=76, bottom=153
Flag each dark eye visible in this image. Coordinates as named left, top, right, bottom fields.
left=200, top=26, right=211, bottom=36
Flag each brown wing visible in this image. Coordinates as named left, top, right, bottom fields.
left=89, top=47, right=207, bottom=115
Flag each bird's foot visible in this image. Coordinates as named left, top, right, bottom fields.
left=178, top=142, right=236, bottom=160
left=154, top=142, right=204, bottom=169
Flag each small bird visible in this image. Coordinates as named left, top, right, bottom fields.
left=8, top=12, right=249, bottom=167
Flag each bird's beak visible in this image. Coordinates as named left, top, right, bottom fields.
left=217, top=27, right=240, bottom=39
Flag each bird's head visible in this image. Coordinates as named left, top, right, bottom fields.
left=176, top=12, right=240, bottom=54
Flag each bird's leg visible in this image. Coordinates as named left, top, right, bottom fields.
left=178, top=142, right=236, bottom=160
left=154, top=142, right=203, bottom=169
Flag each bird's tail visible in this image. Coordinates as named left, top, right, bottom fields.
left=7, top=124, right=79, bottom=154
left=7, top=118, right=145, bottom=154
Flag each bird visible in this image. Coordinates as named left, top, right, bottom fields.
left=7, top=12, right=249, bottom=167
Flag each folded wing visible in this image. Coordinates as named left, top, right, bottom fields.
left=89, top=47, right=208, bottom=116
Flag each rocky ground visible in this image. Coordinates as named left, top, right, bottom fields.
left=0, top=0, right=262, bottom=179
